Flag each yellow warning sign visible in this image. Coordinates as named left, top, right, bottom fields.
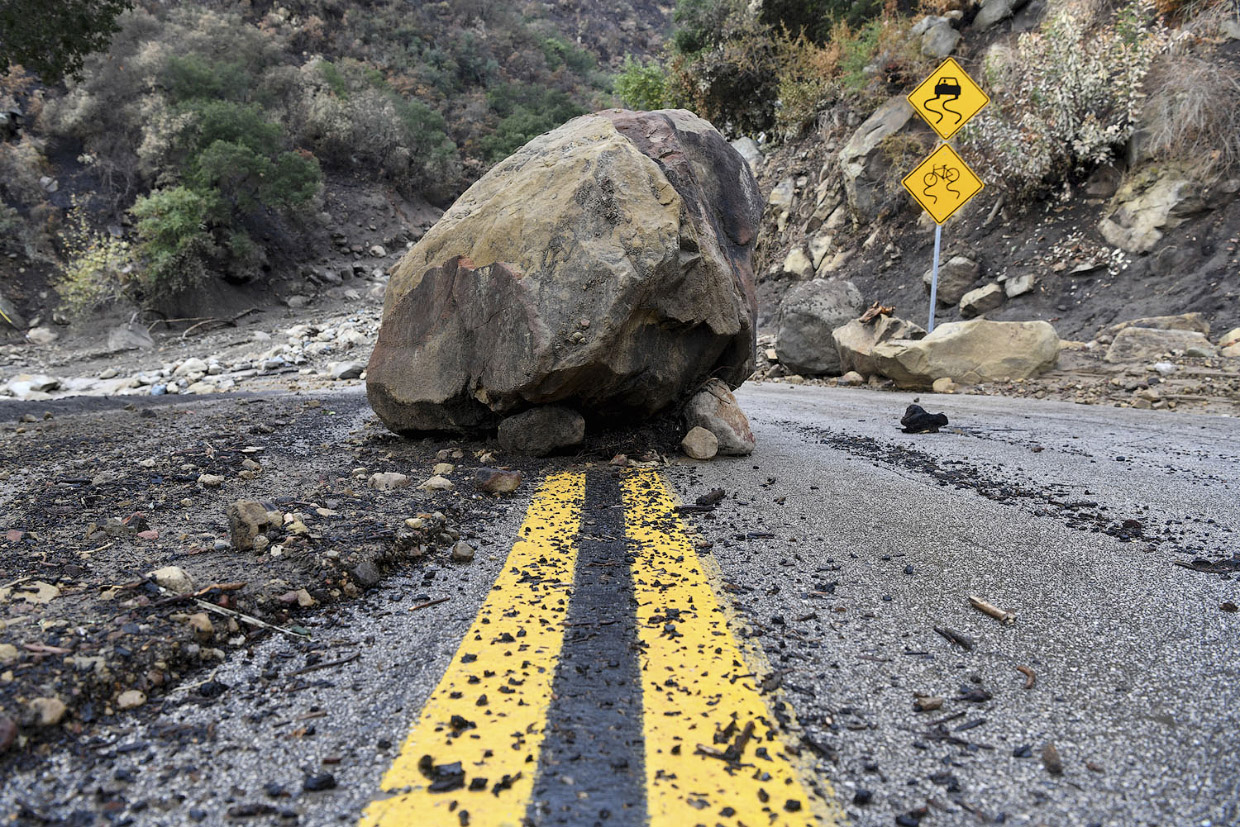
left=901, top=143, right=983, bottom=225
left=907, top=57, right=989, bottom=141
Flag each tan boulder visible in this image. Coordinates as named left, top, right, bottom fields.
left=681, top=426, right=719, bottom=460
left=1104, top=327, right=1217, bottom=362
left=1098, top=313, right=1210, bottom=343
left=872, top=319, right=1059, bottom=388
left=367, top=109, right=761, bottom=434
left=832, top=315, right=926, bottom=378
left=1219, top=328, right=1240, bottom=349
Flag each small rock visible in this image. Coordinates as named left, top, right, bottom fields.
left=304, top=773, right=337, bottom=792
left=369, top=472, right=411, bottom=491
left=30, top=697, right=68, bottom=727
left=497, top=406, right=585, bottom=457
left=26, top=326, right=59, bottom=346
left=227, top=500, right=275, bottom=550
left=0, top=643, right=17, bottom=663
left=914, top=696, right=944, bottom=712
left=369, top=244, right=387, bottom=257
left=931, top=377, right=956, bottom=394
left=838, top=371, right=865, bottom=387
left=352, top=561, right=382, bottom=588
left=452, top=541, right=476, bottom=562
left=473, top=468, right=523, bottom=494
left=116, top=690, right=146, bottom=710
left=684, top=379, right=755, bottom=455
left=0, top=716, right=16, bottom=753
left=432, top=462, right=455, bottom=476
left=1042, top=742, right=1064, bottom=775
left=188, top=613, right=214, bottom=641
left=329, top=361, right=366, bottom=380
left=173, top=358, right=209, bottom=378
left=681, top=426, right=719, bottom=460
left=295, top=588, right=315, bottom=608
left=419, top=475, right=454, bottom=491
left=151, top=566, right=194, bottom=595
left=900, top=404, right=949, bottom=433
left=197, top=473, right=225, bottom=488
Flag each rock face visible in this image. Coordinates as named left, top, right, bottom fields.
left=923, top=256, right=979, bottom=307
left=683, top=378, right=755, bottom=456
left=775, top=279, right=865, bottom=376
left=1104, top=328, right=1217, bottom=363
left=1099, top=313, right=1210, bottom=342
left=832, top=315, right=927, bottom=378
left=366, top=109, right=761, bottom=434
left=872, top=319, right=1060, bottom=387
left=1099, top=173, right=1209, bottom=253
left=973, top=0, right=1030, bottom=31
left=839, top=96, right=915, bottom=219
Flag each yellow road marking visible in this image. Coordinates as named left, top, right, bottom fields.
left=360, top=471, right=586, bottom=827
left=622, top=470, right=840, bottom=827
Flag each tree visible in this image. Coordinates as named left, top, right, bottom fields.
left=0, top=0, right=132, bottom=81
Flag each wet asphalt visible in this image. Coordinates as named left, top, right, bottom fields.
left=2, top=383, right=1238, bottom=826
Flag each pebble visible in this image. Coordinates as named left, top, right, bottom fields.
left=419, top=475, right=454, bottom=491
left=29, top=697, right=68, bottom=727
left=116, top=690, right=147, bottom=710
left=452, top=541, right=476, bottom=562
left=0, top=643, right=17, bottom=663
left=0, top=715, right=15, bottom=752
left=188, top=613, right=214, bottom=641
left=303, top=772, right=337, bottom=792
left=197, top=473, right=225, bottom=488
left=369, top=472, right=411, bottom=491
left=150, top=566, right=195, bottom=595
left=432, top=462, right=455, bottom=476
left=681, top=426, right=719, bottom=460
left=473, top=468, right=523, bottom=494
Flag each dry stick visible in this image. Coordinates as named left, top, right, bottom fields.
left=0, top=576, right=33, bottom=591
left=1016, top=665, right=1037, bottom=689
left=191, top=597, right=310, bottom=640
left=409, top=596, right=449, bottom=612
left=968, top=594, right=1016, bottom=625
left=286, top=652, right=359, bottom=678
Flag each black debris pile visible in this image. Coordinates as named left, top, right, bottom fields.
left=900, top=404, right=949, bottom=434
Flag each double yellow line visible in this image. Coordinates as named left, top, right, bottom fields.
left=360, top=470, right=838, bottom=827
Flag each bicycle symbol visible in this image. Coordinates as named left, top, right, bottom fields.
left=924, top=76, right=963, bottom=126
left=921, top=164, right=961, bottom=204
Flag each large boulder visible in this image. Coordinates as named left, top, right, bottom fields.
left=872, top=319, right=1060, bottom=387
left=838, top=96, right=915, bottom=220
left=1098, top=312, right=1210, bottom=343
left=922, top=255, right=980, bottom=307
left=1104, top=327, right=1216, bottom=363
left=775, top=279, right=865, bottom=376
left=366, top=109, right=761, bottom=434
left=833, top=315, right=927, bottom=378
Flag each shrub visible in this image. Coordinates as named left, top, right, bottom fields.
left=960, top=0, right=1173, bottom=197
left=54, top=198, right=134, bottom=317
left=665, top=13, right=780, bottom=135
left=1142, top=53, right=1240, bottom=178
left=129, top=186, right=217, bottom=300
left=614, top=56, right=669, bottom=110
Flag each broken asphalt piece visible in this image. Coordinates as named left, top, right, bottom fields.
left=1042, top=742, right=1065, bottom=775
left=900, top=404, right=949, bottom=434
left=956, top=685, right=993, bottom=703
left=934, top=626, right=975, bottom=650
left=1174, top=558, right=1240, bottom=574
left=418, top=755, right=466, bottom=792
left=1222, top=602, right=1238, bottom=613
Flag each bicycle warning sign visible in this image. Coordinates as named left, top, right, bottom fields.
left=901, top=143, right=983, bottom=224
left=907, top=57, right=989, bottom=141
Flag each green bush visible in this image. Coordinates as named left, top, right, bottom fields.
left=129, top=185, right=217, bottom=299
left=614, top=56, right=668, bottom=111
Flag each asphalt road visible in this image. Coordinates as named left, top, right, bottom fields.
left=2, top=383, right=1237, bottom=827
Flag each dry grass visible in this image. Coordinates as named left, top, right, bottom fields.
left=1143, top=53, right=1240, bottom=178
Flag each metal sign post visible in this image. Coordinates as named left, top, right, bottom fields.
left=902, top=58, right=990, bottom=334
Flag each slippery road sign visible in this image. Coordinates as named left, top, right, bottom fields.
left=907, top=57, right=989, bottom=141
left=901, top=143, right=983, bottom=225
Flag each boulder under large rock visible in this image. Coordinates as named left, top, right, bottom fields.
left=366, top=109, right=762, bottom=434
left=872, top=319, right=1059, bottom=387
left=683, top=378, right=755, bottom=456
left=775, top=279, right=865, bottom=376
left=833, top=315, right=927, bottom=378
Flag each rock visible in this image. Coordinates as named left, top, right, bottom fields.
left=30, top=697, right=68, bottom=727
left=151, top=566, right=195, bottom=595
left=107, top=323, right=154, bottom=351
left=1099, top=172, right=1210, bottom=253
left=1105, top=328, right=1216, bottom=362
left=808, top=234, right=833, bottom=272
left=304, top=773, right=338, bottom=792
left=369, top=244, right=387, bottom=257
left=1099, top=313, right=1211, bottom=341
left=419, top=475, right=454, bottom=491
left=26, top=326, right=59, bottom=346
left=0, top=290, right=26, bottom=329
left=367, top=109, right=760, bottom=435
left=681, top=426, right=719, bottom=460
left=474, top=468, right=523, bottom=494
left=1085, top=163, right=1123, bottom=199
left=352, top=561, right=382, bottom=588
left=0, top=643, right=17, bottom=663
left=911, top=14, right=947, bottom=36
left=1222, top=343, right=1240, bottom=358
left=901, top=404, right=949, bottom=433
left=285, top=295, right=311, bottom=309
left=932, top=377, right=957, bottom=393
left=832, top=315, right=926, bottom=378
left=959, top=283, right=1005, bottom=318
left=1004, top=272, right=1036, bottom=298
left=683, top=378, right=755, bottom=456
left=775, top=279, right=865, bottom=376
left=923, top=256, right=980, bottom=306
left=1212, top=325, right=1236, bottom=347
left=116, top=690, right=146, bottom=710
left=838, top=370, right=865, bottom=386
left=174, top=358, right=209, bottom=378
left=432, top=462, right=455, bottom=476
left=839, top=96, right=916, bottom=219
left=197, top=473, right=225, bottom=488
left=781, top=247, right=815, bottom=280
left=188, top=613, right=214, bottom=641
left=0, top=715, right=15, bottom=753
left=369, top=472, right=411, bottom=491
left=497, top=406, right=585, bottom=457
left=730, top=136, right=763, bottom=174
left=921, top=21, right=961, bottom=58
left=452, top=541, right=476, bottom=562
left=872, top=319, right=1060, bottom=387
left=227, top=500, right=276, bottom=550
left=768, top=176, right=796, bottom=232
left=974, top=0, right=1029, bottom=31
left=329, top=361, right=366, bottom=380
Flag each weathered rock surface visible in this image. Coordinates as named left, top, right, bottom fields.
left=775, top=279, right=865, bottom=376
left=973, top=0, right=1030, bottom=31
left=1099, top=313, right=1211, bottom=342
left=960, top=283, right=1005, bottom=318
left=367, top=109, right=761, bottom=434
left=872, top=319, right=1060, bottom=387
left=1104, top=327, right=1217, bottom=363
left=833, top=314, right=927, bottom=378
left=681, top=426, right=719, bottom=460
left=1099, top=173, right=1210, bottom=253
left=839, top=96, right=915, bottom=219
left=683, top=378, right=755, bottom=456
left=923, top=256, right=980, bottom=307
left=922, top=20, right=961, bottom=58
left=497, top=406, right=585, bottom=457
